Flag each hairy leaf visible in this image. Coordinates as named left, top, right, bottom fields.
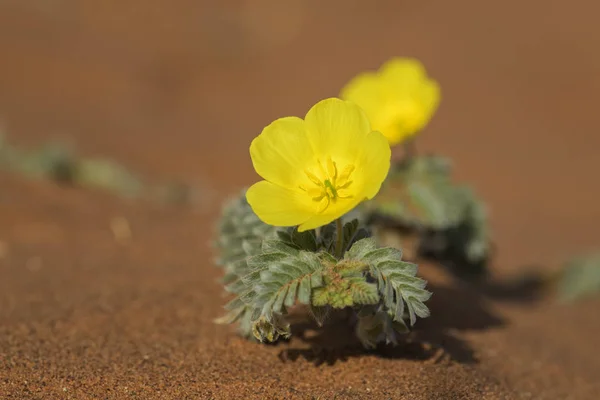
left=348, top=278, right=379, bottom=305
left=254, top=250, right=325, bottom=320
left=346, top=239, right=431, bottom=327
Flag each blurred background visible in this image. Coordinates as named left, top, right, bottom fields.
left=1, top=1, right=598, bottom=271
left=0, top=1, right=599, bottom=398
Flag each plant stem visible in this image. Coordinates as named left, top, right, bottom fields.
left=403, top=138, right=417, bottom=164
left=335, top=218, right=344, bottom=259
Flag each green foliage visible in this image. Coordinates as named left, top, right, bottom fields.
left=558, top=253, right=600, bottom=302
left=368, top=156, right=460, bottom=228
left=363, top=155, right=490, bottom=276
left=215, top=192, right=277, bottom=271
left=0, top=135, right=144, bottom=197
left=355, top=307, right=410, bottom=348
left=311, top=274, right=378, bottom=309
left=345, top=238, right=431, bottom=347
left=0, top=134, right=207, bottom=204
left=215, top=195, right=431, bottom=348
left=75, top=158, right=143, bottom=197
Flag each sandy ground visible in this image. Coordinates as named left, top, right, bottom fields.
left=0, top=1, right=599, bottom=398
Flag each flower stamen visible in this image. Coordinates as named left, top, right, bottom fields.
left=302, top=157, right=356, bottom=213
left=324, top=179, right=338, bottom=198
left=304, top=170, right=324, bottom=187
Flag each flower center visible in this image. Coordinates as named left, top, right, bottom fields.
left=300, top=157, right=355, bottom=213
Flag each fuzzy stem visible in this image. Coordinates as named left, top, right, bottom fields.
left=335, top=218, right=344, bottom=259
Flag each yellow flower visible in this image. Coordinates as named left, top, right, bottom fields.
left=340, top=58, right=440, bottom=146
left=246, top=98, right=391, bottom=232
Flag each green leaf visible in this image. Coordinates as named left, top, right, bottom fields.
left=342, top=219, right=359, bottom=248
left=224, top=278, right=246, bottom=294
left=214, top=307, right=246, bottom=325
left=311, top=287, right=329, bottom=307
left=329, top=290, right=353, bottom=308
left=298, top=275, right=313, bottom=304
left=365, top=248, right=431, bottom=327
left=254, top=250, right=325, bottom=318
left=262, top=239, right=300, bottom=255
left=318, top=221, right=337, bottom=253
left=284, top=280, right=299, bottom=307
left=276, top=229, right=293, bottom=244
left=363, top=247, right=403, bottom=264
left=348, top=279, right=379, bottom=305
left=408, top=180, right=448, bottom=228
left=291, top=228, right=318, bottom=252
left=364, top=156, right=491, bottom=276
left=355, top=309, right=404, bottom=349
left=309, top=305, right=330, bottom=327
left=376, top=259, right=418, bottom=276
left=239, top=289, right=257, bottom=304
left=249, top=253, right=291, bottom=271
left=224, top=297, right=245, bottom=311
left=215, top=191, right=279, bottom=276
left=345, top=238, right=378, bottom=260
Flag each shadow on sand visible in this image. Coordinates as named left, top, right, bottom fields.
left=277, top=278, right=510, bottom=366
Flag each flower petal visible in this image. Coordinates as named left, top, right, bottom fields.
left=304, top=98, right=371, bottom=163
left=418, top=78, right=441, bottom=122
left=379, top=58, right=427, bottom=91
left=250, top=116, right=314, bottom=189
left=354, top=130, right=391, bottom=200
left=298, top=197, right=363, bottom=232
left=299, top=129, right=390, bottom=232
left=341, top=59, right=440, bottom=146
left=340, top=72, right=382, bottom=114
left=246, top=181, right=314, bottom=227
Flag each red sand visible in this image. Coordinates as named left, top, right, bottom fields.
left=1, top=1, right=599, bottom=398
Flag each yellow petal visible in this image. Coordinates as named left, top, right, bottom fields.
left=370, top=100, right=408, bottom=145
left=336, top=189, right=352, bottom=199
left=316, top=196, right=329, bottom=214
left=246, top=181, right=314, bottom=227
left=419, top=78, right=441, bottom=122
left=353, top=130, right=391, bottom=200
left=298, top=197, right=362, bottom=232
left=306, top=186, right=324, bottom=199
left=392, top=79, right=441, bottom=142
left=304, top=98, right=371, bottom=163
left=340, top=72, right=383, bottom=117
left=340, top=72, right=399, bottom=144
left=336, top=164, right=355, bottom=187
left=326, top=157, right=337, bottom=179
left=340, top=58, right=440, bottom=146
left=298, top=131, right=390, bottom=232
left=250, top=117, right=314, bottom=189
left=304, top=169, right=323, bottom=187
left=379, top=57, right=426, bottom=91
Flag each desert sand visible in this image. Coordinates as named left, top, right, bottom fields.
left=1, top=1, right=599, bottom=399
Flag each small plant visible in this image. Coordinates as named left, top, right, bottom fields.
left=216, top=200, right=431, bottom=347
left=0, top=133, right=202, bottom=205
left=215, top=98, right=431, bottom=348
left=0, top=134, right=143, bottom=196
left=216, top=59, right=493, bottom=348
